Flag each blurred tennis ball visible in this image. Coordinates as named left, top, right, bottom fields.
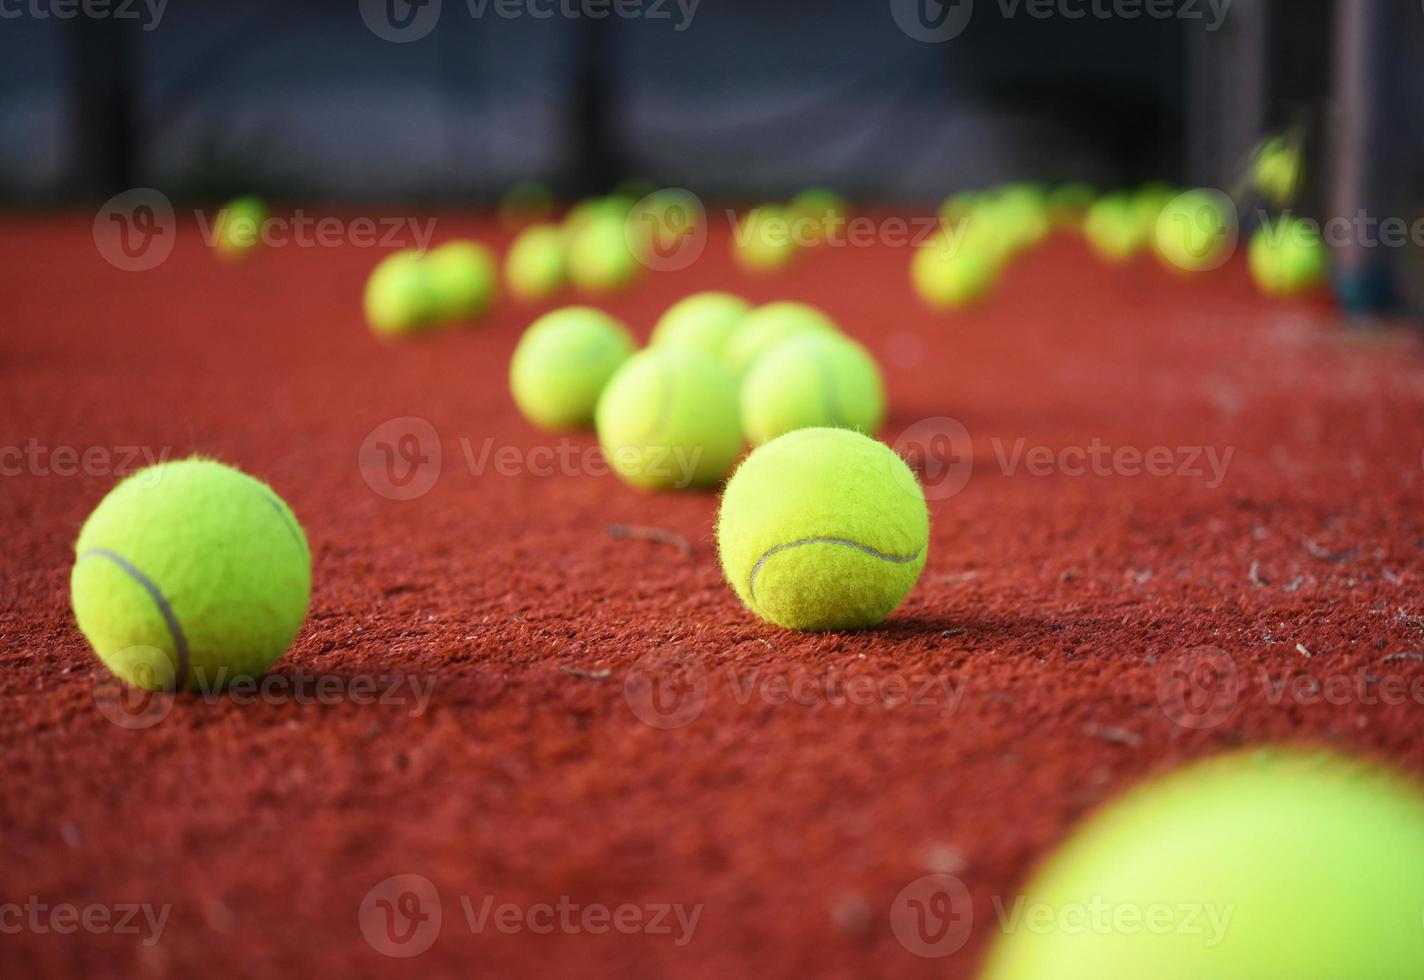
left=214, top=195, right=267, bottom=260
left=364, top=249, right=439, bottom=338
left=733, top=206, right=797, bottom=273
left=505, top=224, right=567, bottom=301
left=650, top=291, right=751, bottom=362
left=725, top=301, right=839, bottom=375
left=1083, top=194, right=1148, bottom=264
left=981, top=748, right=1424, bottom=979
left=740, top=332, right=885, bottom=445
left=426, top=241, right=498, bottom=321
left=789, top=188, right=849, bottom=245
left=595, top=348, right=743, bottom=490
left=567, top=211, right=641, bottom=293
left=509, top=306, right=635, bottom=430
left=1153, top=189, right=1237, bottom=274
left=1253, top=136, right=1303, bottom=206
left=911, top=233, right=997, bottom=309
left=1249, top=217, right=1328, bottom=297
left=716, top=427, right=929, bottom=631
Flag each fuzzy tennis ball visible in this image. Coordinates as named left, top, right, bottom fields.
left=1253, top=136, right=1302, bottom=206
left=733, top=206, right=797, bottom=273
left=740, top=333, right=885, bottom=445
left=567, top=211, right=641, bottom=292
left=510, top=306, right=634, bottom=430
left=1153, top=189, right=1237, bottom=273
left=981, top=747, right=1424, bottom=979
left=427, top=240, right=498, bottom=322
left=1083, top=194, right=1148, bottom=264
left=595, top=348, right=742, bottom=490
left=213, top=196, right=266, bottom=260
left=364, top=249, right=440, bottom=338
left=717, top=428, right=928, bottom=630
left=725, top=301, right=839, bottom=375
left=1249, top=218, right=1328, bottom=297
left=1047, top=183, right=1096, bottom=228
left=789, top=188, right=848, bottom=245
left=505, top=224, right=567, bottom=301
left=70, top=457, right=311, bottom=692
left=912, top=233, right=997, bottom=309
left=650, top=291, right=751, bottom=362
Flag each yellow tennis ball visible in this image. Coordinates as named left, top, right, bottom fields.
left=717, top=428, right=928, bottom=630
left=426, top=240, right=498, bottom=322
left=649, top=291, right=751, bottom=361
left=509, top=306, right=634, bottom=430
left=1253, top=136, right=1303, bottom=206
left=364, top=249, right=439, bottom=338
left=505, top=224, right=567, bottom=301
left=1153, top=188, right=1237, bottom=273
left=788, top=188, right=849, bottom=244
left=1249, top=218, right=1328, bottom=297
left=725, top=301, right=839, bottom=375
left=733, top=206, right=797, bottom=272
left=213, top=195, right=266, bottom=260
left=567, top=211, right=641, bottom=292
left=982, top=747, right=1424, bottom=979
left=740, top=332, right=885, bottom=445
left=912, top=235, right=997, bottom=309
left=70, top=458, right=311, bottom=691
left=595, top=348, right=743, bottom=490
left=1083, top=194, right=1148, bottom=264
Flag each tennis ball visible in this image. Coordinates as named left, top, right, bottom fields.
left=510, top=306, right=634, bottom=430
left=595, top=348, right=742, bottom=490
left=939, top=191, right=983, bottom=223
left=740, top=332, right=885, bottom=445
left=734, top=206, right=797, bottom=272
left=912, top=233, right=997, bottom=309
left=1249, top=218, right=1328, bottom=297
left=1153, top=189, right=1237, bottom=273
left=364, top=249, right=439, bottom=338
left=1253, top=136, right=1302, bottom=206
left=789, top=188, right=848, bottom=245
left=981, top=747, right=1424, bottom=979
left=505, top=224, right=567, bottom=301
left=214, top=196, right=266, bottom=260
left=427, top=241, right=498, bottom=322
left=1083, top=194, right=1147, bottom=264
left=725, top=301, right=839, bottom=375
left=567, top=211, right=641, bottom=293
left=650, top=291, right=751, bottom=361
left=70, top=458, right=311, bottom=692
left=717, top=427, right=928, bottom=630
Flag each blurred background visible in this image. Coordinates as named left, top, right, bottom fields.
left=1, top=0, right=1422, bottom=309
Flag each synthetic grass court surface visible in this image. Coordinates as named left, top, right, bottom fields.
left=4, top=213, right=1424, bottom=977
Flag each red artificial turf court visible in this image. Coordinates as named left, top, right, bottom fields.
left=4, top=211, right=1424, bottom=978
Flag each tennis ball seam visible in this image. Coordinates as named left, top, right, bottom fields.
left=76, top=548, right=191, bottom=689
left=748, top=536, right=923, bottom=606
